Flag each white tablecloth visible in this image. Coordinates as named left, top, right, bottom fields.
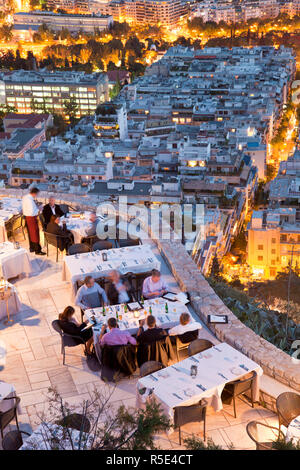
left=85, top=297, right=190, bottom=342
left=0, top=282, right=21, bottom=320
left=136, top=342, right=263, bottom=425
left=0, top=196, right=23, bottom=243
left=0, top=381, right=18, bottom=413
left=19, top=423, right=91, bottom=450
left=286, top=415, right=300, bottom=444
left=0, top=242, right=32, bottom=280
left=60, top=212, right=93, bottom=244
left=62, top=244, right=161, bottom=299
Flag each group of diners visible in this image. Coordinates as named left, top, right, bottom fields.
left=57, top=269, right=202, bottom=358
left=22, top=187, right=98, bottom=255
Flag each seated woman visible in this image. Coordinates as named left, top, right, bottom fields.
left=58, top=305, right=93, bottom=355
left=107, top=270, right=132, bottom=305
left=46, top=215, right=73, bottom=251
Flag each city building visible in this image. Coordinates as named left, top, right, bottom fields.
left=0, top=70, right=109, bottom=117
left=13, top=10, right=113, bottom=34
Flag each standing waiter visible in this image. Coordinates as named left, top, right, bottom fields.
left=22, top=187, right=45, bottom=255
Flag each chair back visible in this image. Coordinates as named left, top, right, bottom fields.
left=51, top=319, right=63, bottom=337
left=276, top=392, right=300, bottom=428
left=58, top=413, right=91, bottom=433
left=51, top=320, right=82, bottom=348
left=118, top=238, right=140, bottom=248
left=68, top=243, right=90, bottom=255
left=101, top=343, right=137, bottom=380
left=44, top=231, right=59, bottom=248
left=11, top=215, right=22, bottom=231
left=246, top=421, right=284, bottom=451
left=138, top=336, right=175, bottom=368
left=140, top=360, right=163, bottom=377
left=188, top=339, right=214, bottom=356
left=92, top=240, right=113, bottom=251
left=176, top=329, right=199, bottom=346
left=174, top=399, right=207, bottom=428
left=233, top=371, right=256, bottom=395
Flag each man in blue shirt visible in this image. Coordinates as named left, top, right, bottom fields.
left=75, top=276, right=108, bottom=310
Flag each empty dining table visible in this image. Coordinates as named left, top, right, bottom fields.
left=0, top=242, right=32, bottom=280
left=136, top=342, right=263, bottom=425
left=286, top=415, right=300, bottom=444
left=19, top=423, right=92, bottom=450
left=62, top=244, right=161, bottom=299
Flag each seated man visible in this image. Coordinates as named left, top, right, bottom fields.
left=169, top=313, right=202, bottom=337
left=43, top=196, right=64, bottom=226
left=99, top=317, right=137, bottom=346
left=75, top=275, right=108, bottom=311
left=137, top=315, right=167, bottom=344
left=142, top=269, right=168, bottom=299
left=46, top=215, right=73, bottom=251
left=85, top=212, right=98, bottom=238
left=107, top=270, right=131, bottom=305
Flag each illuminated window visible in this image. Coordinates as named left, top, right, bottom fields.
left=258, top=244, right=263, bottom=250
left=258, top=256, right=263, bottom=261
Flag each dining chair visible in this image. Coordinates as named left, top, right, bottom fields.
left=0, top=396, right=21, bottom=439
left=174, top=399, right=208, bottom=445
left=187, top=339, right=214, bottom=356
left=44, top=231, right=70, bottom=262
left=117, top=238, right=140, bottom=248
left=221, top=371, right=257, bottom=418
left=92, top=240, right=113, bottom=251
left=174, top=330, right=199, bottom=361
left=68, top=243, right=90, bottom=255
left=246, top=421, right=285, bottom=450
left=276, top=392, right=300, bottom=431
left=140, top=361, right=163, bottom=377
left=58, top=413, right=91, bottom=433
left=51, top=320, right=87, bottom=365
left=2, top=430, right=31, bottom=450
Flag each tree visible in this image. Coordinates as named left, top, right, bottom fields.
left=210, top=255, right=221, bottom=279
left=63, top=96, right=79, bottom=124
left=0, top=24, right=13, bottom=42
left=26, top=387, right=170, bottom=450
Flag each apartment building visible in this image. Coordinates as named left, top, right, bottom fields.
left=1, top=70, right=109, bottom=117
left=13, top=11, right=113, bottom=34
left=94, top=102, right=128, bottom=140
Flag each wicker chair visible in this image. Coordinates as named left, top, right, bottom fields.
left=2, top=430, right=31, bottom=450
left=0, top=396, right=21, bottom=439
left=92, top=240, right=113, bottom=251
left=276, top=392, right=300, bottom=430
left=68, top=243, right=90, bottom=255
left=140, top=361, right=163, bottom=377
left=174, top=330, right=199, bottom=361
left=246, top=421, right=285, bottom=450
left=51, top=320, right=87, bottom=365
left=117, top=238, right=140, bottom=248
left=187, top=339, right=214, bottom=356
left=6, top=214, right=26, bottom=242
left=58, top=413, right=91, bottom=433
left=44, top=231, right=71, bottom=262
left=222, top=371, right=257, bottom=418
left=174, top=399, right=208, bottom=444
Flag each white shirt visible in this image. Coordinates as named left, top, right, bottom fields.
left=22, top=194, right=39, bottom=217
left=169, top=321, right=202, bottom=336
left=50, top=205, right=56, bottom=215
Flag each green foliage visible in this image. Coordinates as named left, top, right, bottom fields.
left=272, top=437, right=300, bottom=450
left=63, top=96, right=79, bottom=124
left=183, top=435, right=224, bottom=450
left=208, top=278, right=300, bottom=353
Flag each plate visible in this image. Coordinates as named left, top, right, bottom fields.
left=184, top=388, right=194, bottom=397
left=230, top=367, right=242, bottom=376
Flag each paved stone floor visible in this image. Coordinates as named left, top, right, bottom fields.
left=0, top=233, right=279, bottom=450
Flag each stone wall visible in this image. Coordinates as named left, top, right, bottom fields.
left=153, top=238, right=300, bottom=393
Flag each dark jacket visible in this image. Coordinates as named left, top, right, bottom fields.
left=42, top=203, right=64, bottom=226
left=137, top=336, right=175, bottom=367
left=98, top=343, right=137, bottom=381
left=137, top=327, right=166, bottom=344
left=58, top=319, right=86, bottom=336
left=46, top=222, right=72, bottom=251
left=107, top=277, right=133, bottom=306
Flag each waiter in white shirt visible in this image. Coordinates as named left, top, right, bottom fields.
left=22, top=187, right=45, bottom=255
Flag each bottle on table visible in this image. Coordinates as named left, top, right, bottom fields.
left=165, top=302, right=168, bottom=314
left=102, top=305, right=106, bottom=316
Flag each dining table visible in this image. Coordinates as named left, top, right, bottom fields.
left=60, top=212, right=96, bottom=244
left=286, top=415, right=300, bottom=444
left=19, top=423, right=92, bottom=450
left=85, top=295, right=190, bottom=343
left=62, top=244, right=161, bottom=300
left=136, top=342, right=263, bottom=426
left=0, top=381, right=18, bottom=413
left=0, top=242, right=32, bottom=280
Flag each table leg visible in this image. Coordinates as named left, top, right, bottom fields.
left=4, top=299, right=13, bottom=324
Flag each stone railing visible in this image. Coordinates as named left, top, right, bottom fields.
left=2, top=188, right=300, bottom=392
